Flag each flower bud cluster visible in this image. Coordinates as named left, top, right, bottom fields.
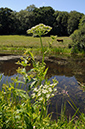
left=27, top=23, right=52, bottom=37
left=32, top=80, right=58, bottom=102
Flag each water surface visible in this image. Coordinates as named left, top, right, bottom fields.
left=0, top=55, right=85, bottom=118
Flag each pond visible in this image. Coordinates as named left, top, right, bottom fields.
left=0, top=54, right=85, bottom=119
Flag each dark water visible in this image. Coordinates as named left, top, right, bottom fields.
left=0, top=55, right=85, bottom=119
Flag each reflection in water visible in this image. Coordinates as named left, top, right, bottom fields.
left=48, top=75, right=85, bottom=119
left=0, top=56, right=85, bottom=118
left=0, top=61, right=18, bottom=76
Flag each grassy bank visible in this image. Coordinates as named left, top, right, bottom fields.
left=0, top=35, right=72, bottom=56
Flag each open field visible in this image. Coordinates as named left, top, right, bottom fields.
left=0, top=35, right=72, bottom=56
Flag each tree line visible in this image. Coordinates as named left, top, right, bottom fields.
left=0, top=5, right=84, bottom=36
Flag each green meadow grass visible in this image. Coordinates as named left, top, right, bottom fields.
left=0, top=35, right=72, bottom=55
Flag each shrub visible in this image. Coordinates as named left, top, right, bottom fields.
left=70, top=24, right=85, bottom=53
left=79, top=15, right=85, bottom=28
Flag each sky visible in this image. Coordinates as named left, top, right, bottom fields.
left=0, top=0, right=85, bottom=14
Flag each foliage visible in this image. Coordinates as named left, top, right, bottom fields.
left=0, top=7, right=18, bottom=35
left=53, top=11, right=69, bottom=36
left=0, top=6, right=84, bottom=36
left=15, top=10, right=35, bottom=35
left=25, top=4, right=36, bottom=12
left=48, top=35, right=57, bottom=48
left=33, top=6, right=55, bottom=30
left=67, top=11, right=84, bottom=35
left=70, top=24, right=85, bottom=52
left=0, top=55, right=58, bottom=128
left=79, top=15, right=85, bottom=28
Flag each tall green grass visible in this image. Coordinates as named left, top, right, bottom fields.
left=0, top=35, right=72, bottom=55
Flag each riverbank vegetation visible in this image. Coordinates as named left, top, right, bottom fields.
left=0, top=35, right=72, bottom=56
left=0, top=24, right=85, bottom=128
left=0, top=34, right=85, bottom=56
left=70, top=16, right=85, bottom=54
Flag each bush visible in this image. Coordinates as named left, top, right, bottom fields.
left=79, top=15, right=85, bottom=28
left=70, top=24, right=85, bottom=53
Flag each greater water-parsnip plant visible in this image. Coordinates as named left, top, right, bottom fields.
left=27, top=23, right=52, bottom=63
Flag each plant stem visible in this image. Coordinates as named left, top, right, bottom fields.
left=40, top=36, right=44, bottom=63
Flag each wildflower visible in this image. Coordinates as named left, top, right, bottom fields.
left=46, top=94, right=50, bottom=99
left=27, top=23, right=52, bottom=37
left=42, top=89, right=48, bottom=94
left=38, top=92, right=41, bottom=97
left=43, top=85, right=49, bottom=89
left=33, top=87, right=38, bottom=92
left=48, top=87, right=52, bottom=92
left=54, top=88, right=57, bottom=92
left=39, top=97, right=43, bottom=101
left=50, top=82, right=58, bottom=87
left=32, top=93, right=36, bottom=98
left=39, top=84, right=43, bottom=88
left=33, top=126, right=36, bottom=129
left=51, top=93, right=54, bottom=97
left=62, top=90, right=68, bottom=95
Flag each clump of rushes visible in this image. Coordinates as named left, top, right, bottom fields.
left=27, top=23, right=52, bottom=63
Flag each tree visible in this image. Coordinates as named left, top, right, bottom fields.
left=53, top=11, right=69, bottom=36
left=33, top=6, right=55, bottom=35
left=16, top=5, right=36, bottom=34
left=25, top=4, right=36, bottom=12
left=67, top=11, right=84, bottom=35
left=0, top=7, right=17, bottom=35
left=71, top=24, right=85, bottom=52
left=79, top=15, right=85, bottom=28
left=16, top=10, right=35, bottom=34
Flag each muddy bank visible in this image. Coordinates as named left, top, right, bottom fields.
left=0, top=54, right=22, bottom=61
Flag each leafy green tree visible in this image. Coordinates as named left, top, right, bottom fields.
left=0, top=7, right=17, bottom=35
left=25, top=4, right=36, bottom=12
left=16, top=10, right=28, bottom=34
left=79, top=15, right=85, bottom=28
left=33, top=6, right=55, bottom=35
left=16, top=4, right=37, bottom=34
left=71, top=24, right=85, bottom=52
left=16, top=10, right=35, bottom=34
left=0, top=6, right=84, bottom=36
left=53, top=11, right=69, bottom=36
left=67, top=11, right=84, bottom=35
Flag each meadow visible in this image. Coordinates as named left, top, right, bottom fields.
left=0, top=35, right=72, bottom=56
